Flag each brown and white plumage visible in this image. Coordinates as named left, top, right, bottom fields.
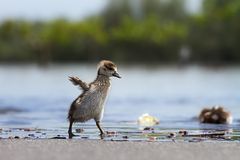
left=199, top=105, right=233, bottom=124
left=67, top=60, right=121, bottom=138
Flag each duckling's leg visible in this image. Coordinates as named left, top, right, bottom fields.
left=68, top=119, right=76, bottom=139
left=95, top=121, right=104, bottom=136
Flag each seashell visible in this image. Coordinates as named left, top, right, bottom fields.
left=138, top=113, right=159, bottom=126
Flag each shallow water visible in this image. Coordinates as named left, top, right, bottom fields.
left=0, top=64, right=240, bottom=142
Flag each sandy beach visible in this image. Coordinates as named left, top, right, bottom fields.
left=0, top=140, right=239, bottom=160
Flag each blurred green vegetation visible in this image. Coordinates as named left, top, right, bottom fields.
left=0, top=0, right=240, bottom=64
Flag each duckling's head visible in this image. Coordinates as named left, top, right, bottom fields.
left=97, top=60, right=121, bottom=78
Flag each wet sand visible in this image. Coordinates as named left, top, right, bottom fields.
left=0, top=140, right=239, bottom=160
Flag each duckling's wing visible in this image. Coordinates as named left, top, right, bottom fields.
left=68, top=76, right=89, bottom=91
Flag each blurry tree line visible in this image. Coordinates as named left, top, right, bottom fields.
left=0, top=0, right=240, bottom=64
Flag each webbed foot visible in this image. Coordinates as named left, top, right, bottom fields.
left=68, top=132, right=77, bottom=139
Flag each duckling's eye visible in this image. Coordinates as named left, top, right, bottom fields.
left=105, top=66, right=114, bottom=71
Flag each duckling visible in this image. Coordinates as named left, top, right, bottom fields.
left=199, top=105, right=233, bottom=124
left=68, top=60, right=121, bottom=138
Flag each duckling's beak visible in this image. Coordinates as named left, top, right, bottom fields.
left=112, top=71, right=121, bottom=78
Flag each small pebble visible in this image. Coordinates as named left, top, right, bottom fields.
left=143, top=127, right=154, bottom=131
left=51, top=136, right=66, bottom=139
left=81, top=136, right=89, bottom=139
left=167, top=133, right=176, bottom=138
left=148, top=137, right=157, bottom=141
left=224, top=136, right=231, bottom=140
left=5, top=130, right=12, bottom=132
left=28, top=134, right=35, bottom=137
left=122, top=135, right=128, bottom=139
left=106, top=131, right=117, bottom=135
left=189, top=138, right=204, bottom=142
left=23, top=128, right=35, bottom=132
left=179, top=130, right=188, bottom=136
left=76, top=128, right=84, bottom=133
left=23, top=137, right=30, bottom=139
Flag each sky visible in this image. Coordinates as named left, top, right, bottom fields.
left=186, top=0, right=202, bottom=13
left=0, top=0, right=109, bottom=21
left=0, top=0, right=201, bottom=21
